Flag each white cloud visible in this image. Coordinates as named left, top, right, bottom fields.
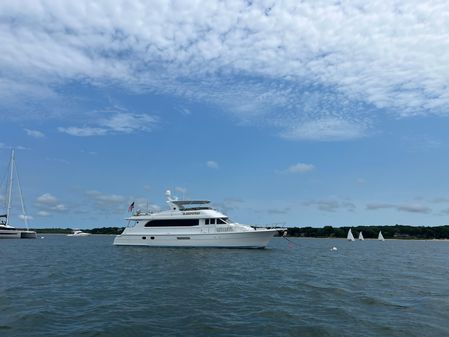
left=57, top=127, right=108, bottom=137
left=282, top=163, right=315, bottom=174
left=1, top=1, right=449, bottom=140
left=281, top=118, right=368, bottom=141
left=24, top=128, right=45, bottom=138
left=36, top=193, right=68, bottom=213
left=99, top=112, right=156, bottom=133
left=37, top=211, right=50, bottom=217
left=53, top=204, right=67, bottom=212
left=206, top=160, right=219, bottom=169
left=37, top=193, right=58, bottom=206
left=58, top=112, right=157, bottom=137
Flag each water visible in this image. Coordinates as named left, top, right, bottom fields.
left=1, top=236, right=449, bottom=337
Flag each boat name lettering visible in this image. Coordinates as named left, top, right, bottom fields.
left=182, top=211, right=200, bottom=215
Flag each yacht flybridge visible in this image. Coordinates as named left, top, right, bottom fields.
left=113, top=191, right=278, bottom=248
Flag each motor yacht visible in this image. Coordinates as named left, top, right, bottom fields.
left=113, top=191, right=278, bottom=248
left=67, top=230, right=91, bottom=237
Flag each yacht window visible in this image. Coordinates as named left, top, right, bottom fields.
left=205, top=219, right=210, bottom=225
left=209, top=218, right=215, bottom=225
left=145, top=219, right=199, bottom=227
left=217, top=218, right=228, bottom=224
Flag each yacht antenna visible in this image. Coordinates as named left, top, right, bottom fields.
left=6, top=149, right=14, bottom=226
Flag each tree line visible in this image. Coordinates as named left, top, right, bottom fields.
left=33, top=227, right=125, bottom=234
left=285, top=225, right=449, bottom=239
left=32, top=225, right=449, bottom=239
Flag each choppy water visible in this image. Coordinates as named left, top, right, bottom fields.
left=1, top=236, right=449, bottom=337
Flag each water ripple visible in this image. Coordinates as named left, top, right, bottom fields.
left=1, top=236, right=449, bottom=336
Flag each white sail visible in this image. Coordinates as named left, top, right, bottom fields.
left=347, top=228, right=355, bottom=241
left=358, top=231, right=364, bottom=240
left=378, top=231, right=385, bottom=241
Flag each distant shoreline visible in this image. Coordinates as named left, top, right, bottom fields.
left=29, top=225, right=449, bottom=240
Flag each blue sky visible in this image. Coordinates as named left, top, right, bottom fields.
left=1, top=0, right=449, bottom=228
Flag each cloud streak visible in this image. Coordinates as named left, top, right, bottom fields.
left=206, top=160, right=219, bottom=169
left=366, top=202, right=431, bottom=214
left=281, top=163, right=315, bottom=174
left=24, top=128, right=45, bottom=138
left=304, top=199, right=356, bottom=213
left=58, top=111, right=157, bottom=136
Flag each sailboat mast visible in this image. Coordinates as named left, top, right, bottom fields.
left=6, top=149, right=15, bottom=226
left=15, top=162, right=29, bottom=229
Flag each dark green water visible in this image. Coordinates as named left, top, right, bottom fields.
left=1, top=236, right=449, bottom=337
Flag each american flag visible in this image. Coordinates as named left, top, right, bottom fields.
left=128, top=202, right=135, bottom=212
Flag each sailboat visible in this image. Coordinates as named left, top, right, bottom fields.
left=358, top=231, right=364, bottom=240
left=378, top=231, right=385, bottom=241
left=0, top=149, right=37, bottom=239
left=347, top=228, right=355, bottom=241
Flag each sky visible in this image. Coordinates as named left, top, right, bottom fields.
left=1, top=0, right=449, bottom=228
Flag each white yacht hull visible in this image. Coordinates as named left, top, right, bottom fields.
left=0, top=229, right=21, bottom=239
left=19, top=230, right=37, bottom=239
left=113, top=229, right=277, bottom=248
left=0, top=229, right=37, bottom=239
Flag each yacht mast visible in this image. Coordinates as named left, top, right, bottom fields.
left=6, top=149, right=14, bottom=226
left=15, top=161, right=29, bottom=229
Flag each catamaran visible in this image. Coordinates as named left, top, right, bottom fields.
left=113, top=190, right=279, bottom=248
left=0, top=149, right=37, bottom=239
left=347, top=228, right=355, bottom=241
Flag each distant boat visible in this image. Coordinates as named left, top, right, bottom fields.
left=67, top=230, right=91, bottom=237
left=378, top=231, right=385, bottom=241
left=358, top=231, right=364, bottom=240
left=347, top=229, right=355, bottom=241
left=0, top=149, right=37, bottom=239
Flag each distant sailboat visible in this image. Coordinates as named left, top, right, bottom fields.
left=358, top=231, right=364, bottom=240
left=378, top=231, right=385, bottom=241
left=347, top=229, right=355, bottom=241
